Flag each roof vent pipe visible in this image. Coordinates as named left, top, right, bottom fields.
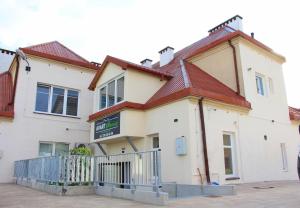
left=251, top=32, right=254, bottom=39
left=159, top=46, right=174, bottom=67
left=140, top=58, right=152, bottom=68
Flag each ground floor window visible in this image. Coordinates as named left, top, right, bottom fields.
left=223, top=133, right=237, bottom=177
left=280, top=143, right=288, bottom=171
left=39, top=142, right=69, bottom=157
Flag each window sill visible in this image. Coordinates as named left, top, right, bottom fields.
left=225, top=177, right=240, bottom=181
left=33, top=111, right=81, bottom=119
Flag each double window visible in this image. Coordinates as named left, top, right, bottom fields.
left=99, top=76, right=124, bottom=110
left=35, top=84, right=79, bottom=117
left=223, top=133, right=237, bottom=176
left=39, top=142, right=69, bottom=157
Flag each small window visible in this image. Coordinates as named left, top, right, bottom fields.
left=55, top=143, right=69, bottom=156
left=39, top=142, right=69, bottom=157
left=153, top=136, right=159, bottom=149
left=256, top=74, right=265, bottom=96
left=39, top=143, right=53, bottom=157
left=280, top=143, right=288, bottom=171
left=117, top=77, right=124, bottom=102
left=223, top=133, right=237, bottom=176
left=35, top=84, right=50, bottom=112
left=66, top=90, right=79, bottom=116
left=107, top=80, right=115, bottom=107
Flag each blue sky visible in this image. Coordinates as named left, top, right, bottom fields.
left=0, top=0, right=299, bottom=107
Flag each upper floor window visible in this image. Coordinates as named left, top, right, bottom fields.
left=35, top=83, right=79, bottom=117
left=99, top=76, right=124, bottom=110
left=255, top=74, right=265, bottom=96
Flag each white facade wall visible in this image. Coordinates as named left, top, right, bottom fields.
left=0, top=56, right=95, bottom=183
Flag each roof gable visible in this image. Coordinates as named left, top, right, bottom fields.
left=20, top=41, right=99, bottom=70
left=88, top=55, right=173, bottom=90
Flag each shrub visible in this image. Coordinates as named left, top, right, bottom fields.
left=70, top=147, right=92, bottom=156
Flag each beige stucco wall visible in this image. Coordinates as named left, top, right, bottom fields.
left=93, top=62, right=166, bottom=113
left=0, top=56, right=95, bottom=183
left=189, top=42, right=238, bottom=93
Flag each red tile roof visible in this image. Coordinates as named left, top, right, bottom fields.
left=89, top=55, right=173, bottom=90
left=289, top=107, right=300, bottom=121
left=88, top=26, right=290, bottom=121
left=0, top=71, right=14, bottom=118
left=20, top=41, right=99, bottom=70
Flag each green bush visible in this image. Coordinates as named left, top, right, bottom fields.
left=70, top=147, right=92, bottom=156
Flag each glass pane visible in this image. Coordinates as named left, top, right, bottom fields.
left=223, top=134, right=231, bottom=146
left=224, top=148, right=233, bottom=175
left=107, top=80, right=115, bottom=107
left=51, top=87, right=65, bottom=114
left=100, top=87, right=107, bottom=109
left=117, top=77, right=124, bottom=102
left=35, top=85, right=50, bottom=112
left=153, top=137, right=159, bottom=148
left=256, top=76, right=264, bottom=95
left=66, top=90, right=78, bottom=116
left=39, top=143, right=53, bottom=157
left=55, top=143, right=69, bottom=156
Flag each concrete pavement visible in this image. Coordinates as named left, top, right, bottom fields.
left=0, top=181, right=299, bottom=208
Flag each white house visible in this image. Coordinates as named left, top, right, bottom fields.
left=0, top=41, right=99, bottom=183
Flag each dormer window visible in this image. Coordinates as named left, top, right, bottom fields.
left=99, top=76, right=124, bottom=110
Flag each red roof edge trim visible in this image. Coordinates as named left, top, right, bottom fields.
left=88, top=101, right=144, bottom=122
left=88, top=55, right=173, bottom=91
left=189, top=88, right=251, bottom=109
left=185, top=31, right=286, bottom=62
left=21, top=48, right=100, bottom=70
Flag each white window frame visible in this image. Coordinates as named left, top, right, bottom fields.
left=38, top=142, right=70, bottom=157
left=255, top=73, right=266, bottom=96
left=98, top=74, right=125, bottom=111
left=280, top=143, right=288, bottom=171
left=35, top=83, right=80, bottom=118
left=223, top=132, right=238, bottom=177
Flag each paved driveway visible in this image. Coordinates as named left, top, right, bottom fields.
left=0, top=181, right=299, bottom=208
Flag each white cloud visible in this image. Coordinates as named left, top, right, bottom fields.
left=0, top=0, right=299, bottom=106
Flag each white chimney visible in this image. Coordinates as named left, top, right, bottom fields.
left=159, top=46, right=174, bottom=67
left=208, top=15, right=243, bottom=34
left=140, top=58, right=152, bottom=68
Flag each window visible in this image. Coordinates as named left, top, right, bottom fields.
left=256, top=74, right=265, bottom=96
left=107, top=80, right=115, bottom=107
left=223, top=133, right=237, bottom=176
left=35, top=84, right=79, bottom=117
left=98, top=76, right=124, bottom=110
left=117, top=77, right=124, bottom=102
left=99, top=87, right=107, bottom=109
left=39, top=142, right=69, bottom=157
left=51, top=87, right=64, bottom=114
left=35, top=85, right=50, bottom=112
left=153, top=136, right=159, bottom=149
left=280, top=143, right=288, bottom=171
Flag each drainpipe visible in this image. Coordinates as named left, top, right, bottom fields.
left=198, top=98, right=211, bottom=184
left=228, top=40, right=240, bottom=95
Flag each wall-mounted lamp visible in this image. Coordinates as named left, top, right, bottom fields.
left=16, top=49, right=31, bottom=72
left=247, top=67, right=252, bottom=71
